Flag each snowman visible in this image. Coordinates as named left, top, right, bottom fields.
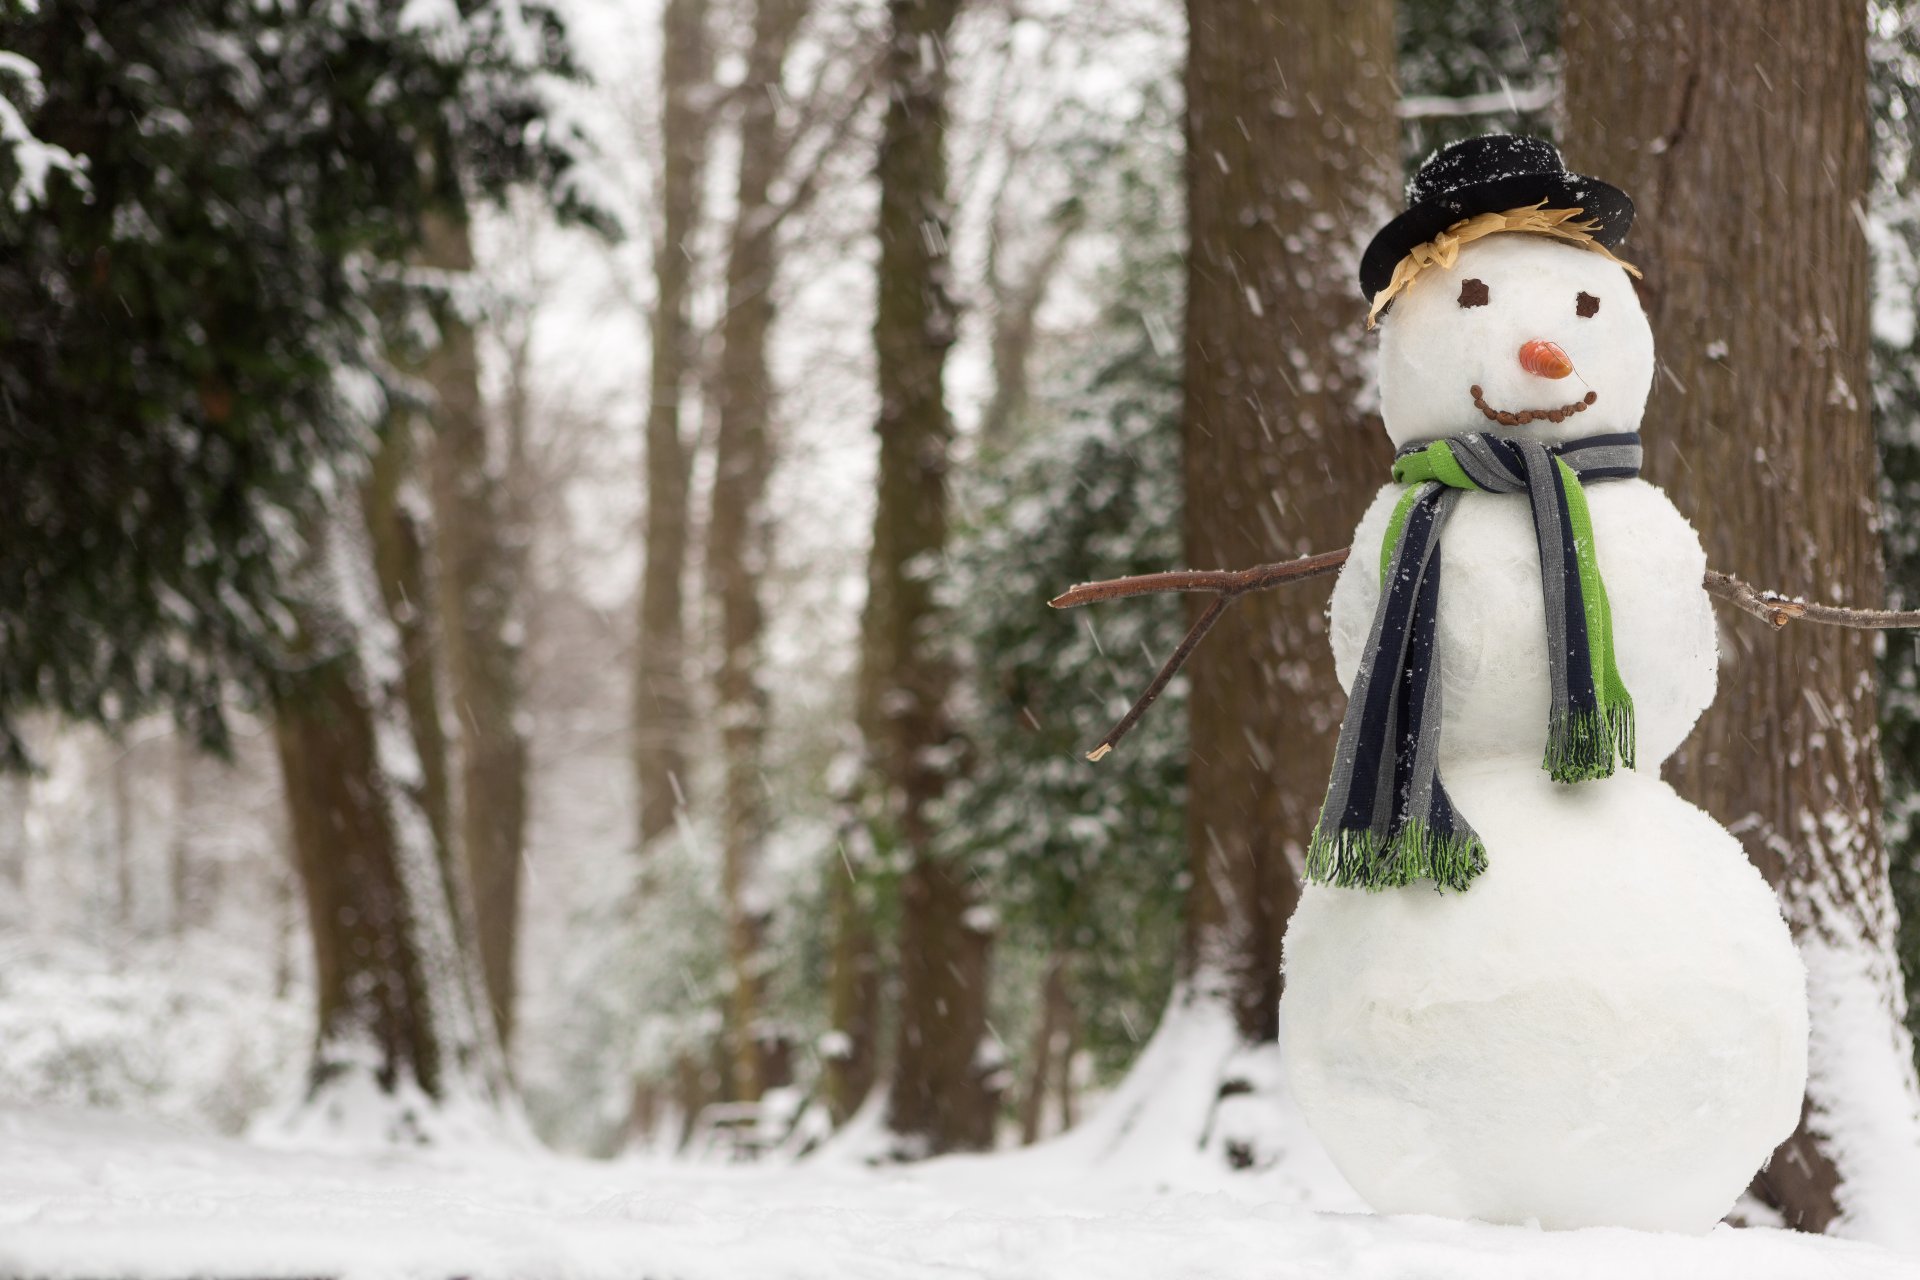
left=1278, top=135, right=1808, bottom=1233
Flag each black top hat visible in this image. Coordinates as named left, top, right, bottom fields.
left=1358, top=134, right=1634, bottom=301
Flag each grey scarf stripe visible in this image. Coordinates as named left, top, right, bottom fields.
left=1320, top=487, right=1457, bottom=837
left=1521, top=439, right=1572, bottom=715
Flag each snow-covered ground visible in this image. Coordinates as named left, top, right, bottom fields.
left=5, top=1103, right=1918, bottom=1279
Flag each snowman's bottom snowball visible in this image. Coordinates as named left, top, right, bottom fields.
left=1280, top=765, right=1808, bottom=1233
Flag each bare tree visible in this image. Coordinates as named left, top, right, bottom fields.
left=978, top=192, right=1085, bottom=449
left=1180, top=0, right=1396, bottom=1043
left=706, top=0, right=810, bottom=1103
left=1563, top=0, right=1920, bottom=1238
left=858, top=0, right=997, bottom=1156
left=635, top=0, right=715, bottom=851
left=420, top=211, right=531, bottom=1048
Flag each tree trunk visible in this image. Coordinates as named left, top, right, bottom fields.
left=363, top=413, right=458, bottom=914
left=1181, top=0, right=1398, bottom=1037
left=168, top=729, right=193, bottom=934
left=824, top=844, right=881, bottom=1124
left=1019, top=950, right=1071, bottom=1144
left=1564, top=1, right=1920, bottom=1241
left=270, top=506, right=513, bottom=1140
left=421, top=210, right=530, bottom=1050
left=635, top=0, right=713, bottom=851
left=979, top=201, right=1085, bottom=449
left=360, top=416, right=453, bottom=875
left=708, top=0, right=809, bottom=1106
left=858, top=0, right=992, bottom=1158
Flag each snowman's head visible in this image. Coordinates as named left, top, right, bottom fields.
left=1374, top=233, right=1654, bottom=450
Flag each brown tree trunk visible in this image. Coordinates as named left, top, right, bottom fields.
left=1019, top=951, right=1071, bottom=1145
left=859, top=0, right=994, bottom=1158
left=276, top=647, right=450, bottom=1107
left=422, top=211, right=530, bottom=1050
left=363, top=414, right=458, bottom=910
left=708, top=0, right=809, bottom=1106
left=635, top=0, right=713, bottom=851
left=1564, top=0, right=1920, bottom=1236
left=824, top=846, right=881, bottom=1124
left=271, top=509, right=511, bottom=1134
left=1181, top=0, right=1398, bottom=1038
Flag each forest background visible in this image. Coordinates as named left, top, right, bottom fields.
left=3, top=0, right=1920, bottom=1247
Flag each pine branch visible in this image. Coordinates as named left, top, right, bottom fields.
left=1054, top=550, right=1920, bottom=762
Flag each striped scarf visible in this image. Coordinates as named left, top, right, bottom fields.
left=1307, top=431, right=1643, bottom=892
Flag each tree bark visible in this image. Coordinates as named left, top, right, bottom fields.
left=421, top=211, right=530, bottom=1050
left=859, top=0, right=993, bottom=1156
left=363, top=413, right=458, bottom=918
left=271, top=508, right=511, bottom=1135
left=276, top=645, right=449, bottom=1108
left=824, top=842, right=881, bottom=1124
left=635, top=0, right=714, bottom=851
left=708, top=0, right=810, bottom=1106
left=1181, top=0, right=1398, bottom=1038
left=1019, top=950, right=1071, bottom=1145
left=1564, top=0, right=1920, bottom=1238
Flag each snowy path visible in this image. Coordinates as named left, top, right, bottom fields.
left=2, top=1108, right=1917, bottom=1280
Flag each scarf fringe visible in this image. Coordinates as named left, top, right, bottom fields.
left=1305, top=820, right=1489, bottom=893
left=1543, top=700, right=1637, bottom=783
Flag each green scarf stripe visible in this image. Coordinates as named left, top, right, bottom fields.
left=1392, top=439, right=1479, bottom=491
left=1549, top=456, right=1636, bottom=779
left=1379, top=485, right=1427, bottom=582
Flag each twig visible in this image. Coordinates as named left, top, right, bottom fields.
left=1048, top=548, right=1350, bottom=609
left=1700, top=570, right=1920, bottom=630
left=1057, top=551, right=1920, bottom=762
left=1082, top=596, right=1230, bottom=762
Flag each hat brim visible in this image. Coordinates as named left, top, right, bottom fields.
left=1358, top=172, right=1635, bottom=301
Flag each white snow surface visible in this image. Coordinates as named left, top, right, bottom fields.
left=6, top=1088, right=1918, bottom=1280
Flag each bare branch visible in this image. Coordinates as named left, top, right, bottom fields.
left=1059, top=551, right=1920, bottom=762
left=1702, top=570, right=1920, bottom=630
left=762, top=51, right=880, bottom=235
left=1083, top=596, right=1231, bottom=763
left=1049, top=548, right=1350, bottom=609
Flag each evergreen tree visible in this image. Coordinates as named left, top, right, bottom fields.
left=1397, top=0, right=1557, bottom=160
left=0, top=0, right=583, bottom=767
left=946, top=87, right=1187, bottom=1102
left=1871, top=0, right=1920, bottom=1066
left=0, top=0, right=590, bottom=1137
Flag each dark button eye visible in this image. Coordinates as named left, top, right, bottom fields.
left=1576, top=291, right=1600, bottom=318
left=1458, top=278, right=1489, bottom=308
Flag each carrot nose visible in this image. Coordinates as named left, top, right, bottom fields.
left=1519, top=339, right=1573, bottom=379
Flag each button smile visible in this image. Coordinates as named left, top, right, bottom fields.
left=1470, top=385, right=1599, bottom=426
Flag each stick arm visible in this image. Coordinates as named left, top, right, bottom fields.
left=1056, top=550, right=1920, bottom=761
